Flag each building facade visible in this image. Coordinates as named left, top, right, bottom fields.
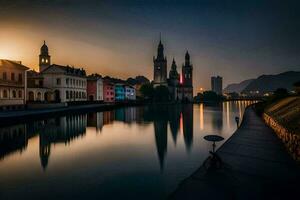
left=153, top=39, right=194, bottom=102
left=211, top=76, right=223, bottom=95
left=125, top=85, right=136, bottom=100
left=153, top=39, right=168, bottom=87
left=41, top=64, right=87, bottom=102
left=27, top=70, right=53, bottom=102
left=103, top=80, right=115, bottom=102
left=87, top=74, right=103, bottom=101
left=115, top=84, right=125, bottom=101
left=0, top=60, right=29, bottom=109
left=179, top=51, right=193, bottom=101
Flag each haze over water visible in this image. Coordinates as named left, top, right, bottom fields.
left=0, top=101, right=254, bottom=199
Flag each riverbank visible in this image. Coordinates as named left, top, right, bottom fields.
left=170, top=106, right=300, bottom=199
left=0, top=102, right=145, bottom=126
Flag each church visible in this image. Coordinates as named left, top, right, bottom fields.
left=153, top=38, right=193, bottom=101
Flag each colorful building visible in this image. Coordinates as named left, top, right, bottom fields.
left=115, top=83, right=125, bottom=101
left=0, top=59, right=29, bottom=110
left=125, top=85, right=136, bottom=100
left=103, top=80, right=115, bottom=102
left=87, top=74, right=103, bottom=101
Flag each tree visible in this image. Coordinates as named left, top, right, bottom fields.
left=294, top=81, right=300, bottom=94
left=140, top=83, right=154, bottom=100
left=202, top=91, right=223, bottom=102
left=273, top=88, right=288, bottom=99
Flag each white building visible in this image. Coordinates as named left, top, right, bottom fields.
left=0, top=59, right=29, bottom=110
left=125, top=85, right=136, bottom=100
left=41, top=64, right=87, bottom=102
left=27, top=70, right=53, bottom=102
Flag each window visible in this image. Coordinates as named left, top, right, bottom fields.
left=18, top=73, right=22, bottom=82
left=45, top=59, right=48, bottom=63
left=18, top=90, right=22, bottom=98
left=66, top=91, right=69, bottom=99
left=12, top=90, right=16, bottom=98
left=56, top=78, right=61, bottom=85
left=3, top=90, right=7, bottom=98
left=3, top=72, right=7, bottom=80
left=70, top=91, right=73, bottom=98
left=42, top=58, right=45, bottom=62
left=76, top=92, right=78, bottom=98
left=11, top=73, right=15, bottom=81
left=66, top=78, right=69, bottom=85
left=79, top=92, right=81, bottom=98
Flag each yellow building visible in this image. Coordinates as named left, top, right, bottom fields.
left=0, top=59, right=29, bottom=110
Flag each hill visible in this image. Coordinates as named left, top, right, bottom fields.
left=242, top=71, right=300, bottom=94
left=223, top=79, right=254, bottom=94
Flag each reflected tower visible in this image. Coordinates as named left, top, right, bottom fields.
left=182, top=104, right=193, bottom=151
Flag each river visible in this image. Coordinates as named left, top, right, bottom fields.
left=0, top=101, right=255, bottom=199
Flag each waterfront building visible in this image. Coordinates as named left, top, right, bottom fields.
left=168, top=58, right=180, bottom=101
left=125, top=85, right=136, bottom=100
left=87, top=74, right=103, bottom=101
left=152, top=38, right=194, bottom=102
left=41, top=64, right=87, bottom=102
left=178, top=51, right=193, bottom=101
left=211, top=76, right=223, bottom=95
left=115, top=83, right=125, bottom=101
left=36, top=41, right=88, bottom=103
left=27, top=70, right=53, bottom=102
left=103, top=79, right=115, bottom=102
left=153, top=38, right=168, bottom=87
left=0, top=59, right=29, bottom=110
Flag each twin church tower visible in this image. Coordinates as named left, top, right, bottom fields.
left=153, top=38, right=193, bottom=101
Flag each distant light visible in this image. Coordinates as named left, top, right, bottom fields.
left=180, top=74, right=183, bottom=84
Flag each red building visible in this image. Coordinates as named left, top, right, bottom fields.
left=87, top=74, right=103, bottom=101
left=103, top=80, right=115, bottom=102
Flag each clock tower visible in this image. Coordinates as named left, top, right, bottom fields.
left=39, top=40, right=51, bottom=72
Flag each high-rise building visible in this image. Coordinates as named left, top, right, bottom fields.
left=153, top=38, right=167, bottom=87
left=211, top=76, right=223, bottom=95
left=39, top=41, right=51, bottom=72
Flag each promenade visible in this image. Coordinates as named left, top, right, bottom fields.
left=170, top=107, right=300, bottom=199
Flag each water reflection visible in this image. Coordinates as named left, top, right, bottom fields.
left=0, top=101, right=252, bottom=172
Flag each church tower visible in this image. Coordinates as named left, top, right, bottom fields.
left=182, top=51, right=193, bottom=87
left=39, top=41, right=51, bottom=72
left=169, top=58, right=179, bottom=86
left=181, top=51, right=193, bottom=100
left=153, top=37, right=167, bottom=87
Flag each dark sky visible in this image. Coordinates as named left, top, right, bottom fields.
left=0, top=0, right=300, bottom=90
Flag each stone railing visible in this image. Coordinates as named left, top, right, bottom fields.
left=263, top=113, right=300, bottom=161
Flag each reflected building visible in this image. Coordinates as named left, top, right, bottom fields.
left=143, top=105, right=168, bottom=171
left=125, top=107, right=137, bottom=123
left=37, top=115, right=87, bottom=170
left=153, top=107, right=168, bottom=171
left=0, top=124, right=28, bottom=160
left=168, top=105, right=181, bottom=145
left=87, top=112, right=104, bottom=133
left=103, top=111, right=115, bottom=125
left=182, top=105, right=193, bottom=151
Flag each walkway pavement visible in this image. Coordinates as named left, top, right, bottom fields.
left=170, top=107, right=300, bottom=200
